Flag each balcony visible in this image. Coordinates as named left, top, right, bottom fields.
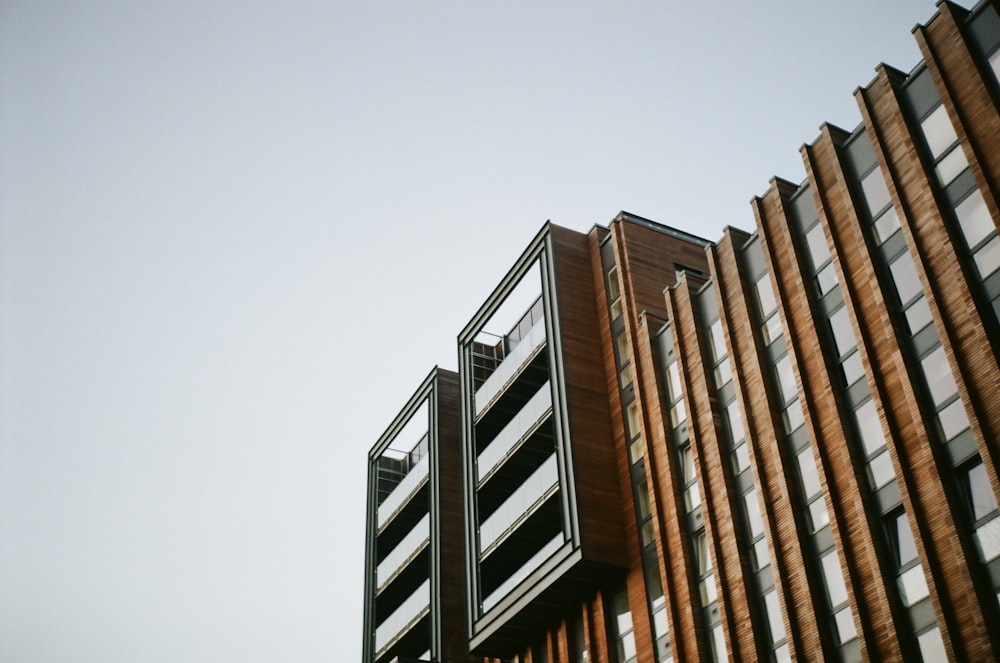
left=482, top=533, right=564, bottom=612
left=378, top=452, right=430, bottom=531
left=375, top=578, right=431, bottom=656
left=477, top=381, right=552, bottom=483
left=377, top=513, right=430, bottom=591
left=475, top=317, right=547, bottom=417
left=479, top=453, right=559, bottom=555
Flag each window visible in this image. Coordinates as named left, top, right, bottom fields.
left=861, top=168, right=892, bottom=217
left=755, top=273, right=784, bottom=345
left=775, top=355, right=796, bottom=405
left=804, top=223, right=838, bottom=296
left=860, top=168, right=900, bottom=244
left=726, top=400, right=750, bottom=475
left=955, top=190, right=995, bottom=249
left=888, top=253, right=933, bottom=335
left=888, top=511, right=919, bottom=567
left=887, top=510, right=930, bottom=608
left=961, top=460, right=1000, bottom=563
left=889, top=253, right=922, bottom=307
left=608, top=266, right=623, bottom=320
left=695, top=531, right=716, bottom=606
left=920, top=347, right=959, bottom=409
left=917, top=627, right=946, bottom=663
left=937, top=399, right=970, bottom=441
left=680, top=445, right=701, bottom=512
left=974, top=236, right=1000, bottom=280
left=828, top=307, right=864, bottom=385
left=666, top=361, right=686, bottom=428
left=763, top=589, right=785, bottom=644
left=820, top=552, right=858, bottom=644
left=636, top=477, right=655, bottom=547
left=805, top=223, right=831, bottom=267
left=744, top=490, right=769, bottom=570
left=608, top=586, right=637, bottom=663
left=855, top=399, right=887, bottom=456
left=708, top=319, right=732, bottom=388
left=867, top=450, right=895, bottom=491
left=920, top=104, right=968, bottom=187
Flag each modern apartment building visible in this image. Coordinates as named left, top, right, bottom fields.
left=361, top=1, right=1000, bottom=661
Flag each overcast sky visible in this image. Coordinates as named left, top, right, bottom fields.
left=1, top=1, right=938, bottom=661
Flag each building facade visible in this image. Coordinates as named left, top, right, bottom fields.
left=362, top=1, right=1000, bottom=661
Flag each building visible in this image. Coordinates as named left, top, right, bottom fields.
left=362, top=1, right=1000, bottom=661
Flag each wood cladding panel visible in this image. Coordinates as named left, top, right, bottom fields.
left=435, top=370, right=477, bottom=663
left=549, top=225, right=628, bottom=569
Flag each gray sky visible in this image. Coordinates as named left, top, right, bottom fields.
left=0, top=1, right=936, bottom=661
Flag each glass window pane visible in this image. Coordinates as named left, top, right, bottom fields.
left=842, top=352, right=865, bottom=386
left=744, top=490, right=764, bottom=537
left=764, top=589, right=785, bottom=644
left=893, top=511, right=918, bottom=566
left=711, top=624, right=727, bottom=663
left=784, top=400, right=805, bottom=433
left=873, top=207, right=900, bottom=245
left=829, top=307, right=856, bottom=358
left=968, top=462, right=999, bottom=521
left=938, top=399, right=969, bottom=441
left=920, top=104, right=958, bottom=159
left=775, top=355, right=796, bottom=404
left=726, top=401, right=745, bottom=445
left=667, top=362, right=683, bottom=402
left=805, top=223, right=831, bottom=268
left=714, top=359, right=732, bottom=389
left=732, top=443, right=750, bottom=475
left=797, top=446, right=822, bottom=500
left=855, top=399, right=887, bottom=456
left=755, top=274, right=777, bottom=318
left=974, top=235, right=1000, bottom=280
left=816, top=263, right=839, bottom=296
left=889, top=253, right=922, bottom=306
left=975, top=517, right=1000, bottom=563
left=753, top=537, right=770, bottom=570
left=821, top=551, right=849, bottom=607
left=763, top=313, right=784, bottom=345
left=904, top=296, right=933, bottom=335
left=709, top=320, right=727, bottom=362
left=935, top=145, right=968, bottom=187
left=898, top=563, right=930, bottom=607
left=921, top=346, right=959, bottom=408
left=695, top=532, right=712, bottom=574
left=955, top=190, right=995, bottom=249
left=868, top=450, right=895, bottom=490
left=834, top=606, right=857, bottom=645
left=917, top=627, right=946, bottom=663
left=808, top=498, right=830, bottom=532
left=861, top=168, right=891, bottom=217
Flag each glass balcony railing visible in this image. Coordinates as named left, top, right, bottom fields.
left=376, top=513, right=430, bottom=590
left=481, top=533, right=563, bottom=612
left=477, top=381, right=552, bottom=482
left=479, top=454, right=559, bottom=554
left=374, top=578, right=431, bottom=655
left=377, top=453, right=430, bottom=530
left=474, top=318, right=546, bottom=416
